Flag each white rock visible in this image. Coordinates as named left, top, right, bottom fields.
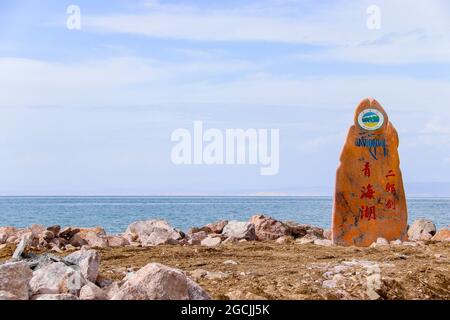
left=64, top=249, right=100, bottom=283
left=111, top=263, right=210, bottom=300
left=0, top=261, right=33, bottom=300
left=12, top=234, right=31, bottom=259
left=124, top=220, right=182, bottom=246
left=200, top=236, right=221, bottom=247
left=390, top=239, right=402, bottom=245
left=376, top=237, right=389, bottom=245
left=223, top=260, right=238, bottom=265
left=222, top=221, right=256, bottom=240
left=29, top=262, right=87, bottom=295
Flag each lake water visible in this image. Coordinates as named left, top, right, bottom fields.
left=0, top=196, right=449, bottom=234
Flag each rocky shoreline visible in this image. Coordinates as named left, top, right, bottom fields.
left=0, top=215, right=449, bottom=300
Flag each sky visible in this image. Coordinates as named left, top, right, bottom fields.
left=0, top=0, right=450, bottom=196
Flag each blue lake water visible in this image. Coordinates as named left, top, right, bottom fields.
left=0, top=196, right=449, bottom=234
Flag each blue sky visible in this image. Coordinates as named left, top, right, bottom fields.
left=1, top=0, right=450, bottom=196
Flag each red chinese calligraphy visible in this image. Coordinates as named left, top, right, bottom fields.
left=362, top=162, right=371, bottom=177
left=385, top=199, right=396, bottom=210
left=360, top=184, right=375, bottom=199
left=359, top=205, right=376, bottom=220
left=385, top=182, right=396, bottom=194
left=385, top=170, right=395, bottom=178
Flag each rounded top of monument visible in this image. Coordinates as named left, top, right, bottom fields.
left=353, top=97, right=388, bottom=133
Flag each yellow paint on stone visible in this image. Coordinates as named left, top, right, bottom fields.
left=332, top=98, right=408, bottom=246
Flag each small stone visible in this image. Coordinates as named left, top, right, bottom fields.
left=275, top=235, right=294, bottom=244
left=226, top=289, right=266, bottom=300
left=205, top=271, right=229, bottom=280
left=390, top=239, right=402, bottom=245
left=314, top=239, right=333, bottom=246
left=223, top=260, right=238, bottom=265
left=200, top=236, right=222, bottom=247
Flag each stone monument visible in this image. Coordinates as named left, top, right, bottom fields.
left=332, top=98, right=408, bottom=246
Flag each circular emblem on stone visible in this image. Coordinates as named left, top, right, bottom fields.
left=357, top=109, right=384, bottom=131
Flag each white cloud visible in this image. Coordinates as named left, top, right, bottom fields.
left=1, top=56, right=450, bottom=112
left=81, top=0, right=450, bottom=63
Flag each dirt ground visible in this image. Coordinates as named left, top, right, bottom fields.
left=1, top=241, right=449, bottom=300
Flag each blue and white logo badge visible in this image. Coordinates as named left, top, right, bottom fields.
left=358, top=109, right=384, bottom=131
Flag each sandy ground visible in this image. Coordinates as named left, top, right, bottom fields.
left=1, top=241, right=449, bottom=300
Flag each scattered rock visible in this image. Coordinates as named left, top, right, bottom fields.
left=222, top=237, right=239, bottom=245
left=79, top=282, right=107, bottom=300
left=432, top=227, right=450, bottom=242
left=29, top=262, right=87, bottom=295
left=390, top=239, right=402, bottom=245
left=314, top=239, right=333, bottom=246
left=64, top=249, right=100, bottom=283
left=201, top=235, right=222, bottom=247
left=408, top=219, right=436, bottom=241
left=226, top=289, right=266, bottom=300
left=249, top=215, right=289, bottom=241
left=285, top=221, right=324, bottom=239
left=295, top=234, right=317, bottom=245
left=223, top=260, right=238, bottom=265
left=275, top=235, right=294, bottom=244
left=205, top=271, right=229, bottom=280
left=222, top=221, right=256, bottom=240
left=124, top=220, right=183, bottom=246
left=111, top=263, right=210, bottom=300
left=0, top=261, right=33, bottom=300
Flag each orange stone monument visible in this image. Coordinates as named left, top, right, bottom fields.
left=332, top=98, right=408, bottom=246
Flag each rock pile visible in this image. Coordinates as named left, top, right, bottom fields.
left=0, top=247, right=210, bottom=300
